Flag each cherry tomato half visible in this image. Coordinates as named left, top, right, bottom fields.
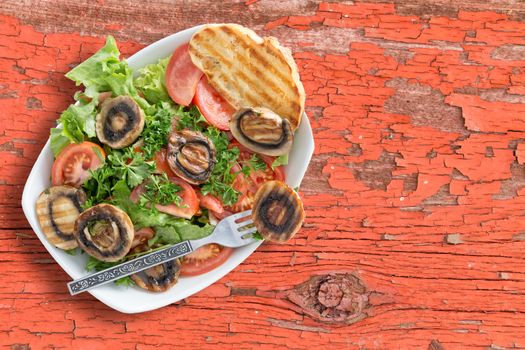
left=180, top=243, right=233, bottom=276
left=51, top=141, right=105, bottom=187
left=193, top=75, right=235, bottom=130
left=165, top=43, right=203, bottom=106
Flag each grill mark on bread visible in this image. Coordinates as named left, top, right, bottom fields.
left=217, top=26, right=301, bottom=110
left=219, top=25, right=292, bottom=88
left=208, top=28, right=291, bottom=107
left=190, top=45, right=261, bottom=108
left=196, top=37, right=281, bottom=110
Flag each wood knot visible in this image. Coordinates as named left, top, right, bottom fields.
left=287, top=273, right=370, bottom=324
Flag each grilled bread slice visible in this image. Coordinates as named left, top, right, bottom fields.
left=188, top=23, right=305, bottom=130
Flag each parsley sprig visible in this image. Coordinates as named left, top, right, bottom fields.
left=140, top=101, right=176, bottom=159
left=139, top=173, right=182, bottom=207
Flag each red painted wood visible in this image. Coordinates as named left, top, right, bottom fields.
left=2, top=1, right=525, bottom=349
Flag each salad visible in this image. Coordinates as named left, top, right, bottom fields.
left=35, top=32, right=303, bottom=293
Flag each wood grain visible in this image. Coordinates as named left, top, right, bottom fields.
left=2, top=1, right=525, bottom=349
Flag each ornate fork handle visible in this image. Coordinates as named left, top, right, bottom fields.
left=68, top=241, right=193, bottom=295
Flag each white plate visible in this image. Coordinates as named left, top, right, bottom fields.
left=21, top=25, right=315, bottom=313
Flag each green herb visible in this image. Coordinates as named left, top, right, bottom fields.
left=293, top=186, right=299, bottom=192
left=253, top=232, right=264, bottom=240
left=107, top=148, right=155, bottom=188
left=64, top=248, right=77, bottom=256
left=249, top=154, right=267, bottom=172
left=177, top=105, right=207, bottom=131
left=272, top=154, right=289, bottom=169
left=86, top=256, right=122, bottom=271
left=139, top=173, right=182, bottom=207
left=203, top=125, right=229, bottom=151
left=141, top=101, right=176, bottom=159
left=200, top=145, right=241, bottom=206
left=82, top=165, right=115, bottom=205
left=114, top=276, right=135, bottom=287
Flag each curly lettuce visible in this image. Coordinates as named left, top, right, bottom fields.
left=134, top=56, right=171, bottom=104
left=50, top=36, right=152, bottom=156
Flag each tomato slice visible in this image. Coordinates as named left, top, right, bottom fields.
left=165, top=43, right=203, bottom=106
left=180, top=243, right=233, bottom=276
left=196, top=191, right=224, bottom=215
left=193, top=76, right=235, bottom=130
left=51, top=141, right=105, bottom=187
left=130, top=177, right=200, bottom=219
left=226, top=142, right=286, bottom=212
left=153, top=148, right=175, bottom=176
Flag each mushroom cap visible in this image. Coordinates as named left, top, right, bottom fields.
left=252, top=181, right=305, bottom=243
left=167, top=129, right=216, bottom=185
left=74, top=203, right=134, bottom=262
left=131, top=259, right=181, bottom=292
left=96, top=95, right=145, bottom=149
left=230, top=107, right=293, bottom=157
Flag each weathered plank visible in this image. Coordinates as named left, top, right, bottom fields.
left=2, top=0, right=525, bottom=349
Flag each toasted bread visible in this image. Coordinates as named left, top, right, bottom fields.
left=188, top=24, right=305, bottom=130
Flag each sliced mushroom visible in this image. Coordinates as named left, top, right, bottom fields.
left=167, top=129, right=216, bottom=184
left=252, top=181, right=304, bottom=243
left=230, top=107, right=293, bottom=156
left=131, top=259, right=181, bottom=292
left=35, top=186, right=86, bottom=250
left=74, top=204, right=134, bottom=262
left=96, top=96, right=145, bottom=149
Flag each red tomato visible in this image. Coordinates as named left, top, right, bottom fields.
left=227, top=142, right=286, bottom=213
left=51, top=141, right=105, bottom=187
left=180, top=243, right=233, bottom=276
left=196, top=191, right=224, bottom=215
left=165, top=43, right=203, bottom=106
left=153, top=148, right=175, bottom=176
left=193, top=76, right=235, bottom=130
left=130, top=177, right=199, bottom=219
left=131, top=227, right=155, bottom=250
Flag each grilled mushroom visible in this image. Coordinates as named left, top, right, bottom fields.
left=230, top=107, right=293, bottom=156
left=131, top=258, right=181, bottom=292
left=252, top=181, right=304, bottom=243
left=96, top=96, right=145, bottom=149
left=74, top=204, right=134, bottom=262
left=167, top=129, right=216, bottom=184
left=35, top=186, right=86, bottom=250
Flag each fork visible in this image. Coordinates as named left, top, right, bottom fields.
left=67, top=210, right=257, bottom=295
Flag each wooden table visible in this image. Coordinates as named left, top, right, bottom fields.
left=2, top=1, right=525, bottom=349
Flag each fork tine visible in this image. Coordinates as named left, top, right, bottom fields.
left=229, top=209, right=252, bottom=222
left=237, top=220, right=254, bottom=231
left=241, top=227, right=257, bottom=238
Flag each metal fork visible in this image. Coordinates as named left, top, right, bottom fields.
left=67, top=210, right=257, bottom=295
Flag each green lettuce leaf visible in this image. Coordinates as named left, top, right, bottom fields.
left=134, top=57, right=171, bottom=104
left=66, top=35, right=150, bottom=111
left=49, top=99, right=98, bottom=156
left=271, top=153, right=289, bottom=169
